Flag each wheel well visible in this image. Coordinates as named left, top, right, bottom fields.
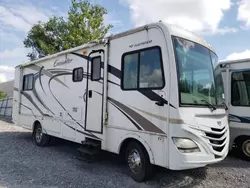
left=32, top=120, right=41, bottom=132
left=119, top=138, right=149, bottom=160
left=234, top=135, right=250, bottom=146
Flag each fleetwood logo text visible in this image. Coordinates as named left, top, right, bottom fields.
left=54, top=58, right=73, bottom=67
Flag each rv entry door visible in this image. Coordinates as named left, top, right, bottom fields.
left=85, top=50, right=104, bottom=133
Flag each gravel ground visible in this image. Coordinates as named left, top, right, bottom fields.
left=0, top=119, right=250, bottom=188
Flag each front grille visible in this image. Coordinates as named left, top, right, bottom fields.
left=206, top=132, right=224, bottom=139
left=211, top=126, right=225, bottom=132
left=204, top=126, right=228, bottom=154
left=209, top=138, right=227, bottom=152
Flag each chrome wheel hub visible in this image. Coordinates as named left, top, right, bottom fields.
left=36, top=128, right=43, bottom=143
left=243, top=140, right=250, bottom=157
left=128, top=149, right=142, bottom=174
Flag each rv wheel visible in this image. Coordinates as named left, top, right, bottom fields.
left=239, top=137, right=250, bottom=161
left=125, top=141, right=153, bottom=182
left=32, top=123, right=50, bottom=147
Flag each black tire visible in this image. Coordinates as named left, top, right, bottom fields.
left=125, top=141, right=153, bottom=182
left=32, top=123, right=50, bottom=147
left=238, top=137, right=250, bottom=161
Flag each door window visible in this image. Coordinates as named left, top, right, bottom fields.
left=91, top=56, right=101, bottom=81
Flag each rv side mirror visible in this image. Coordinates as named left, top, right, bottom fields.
left=73, top=67, right=83, bottom=82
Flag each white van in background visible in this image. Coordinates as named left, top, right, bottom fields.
left=219, top=58, right=250, bottom=160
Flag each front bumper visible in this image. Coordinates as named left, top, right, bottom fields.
left=168, top=124, right=229, bottom=170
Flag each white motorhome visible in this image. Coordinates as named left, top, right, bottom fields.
left=12, top=22, right=229, bottom=181
left=218, top=58, right=250, bottom=160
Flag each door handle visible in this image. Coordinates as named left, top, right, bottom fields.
left=88, top=90, right=92, bottom=98
left=155, top=100, right=164, bottom=106
left=83, top=92, right=87, bottom=102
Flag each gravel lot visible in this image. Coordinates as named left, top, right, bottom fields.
left=0, top=119, right=249, bottom=188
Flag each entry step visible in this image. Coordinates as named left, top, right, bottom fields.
left=76, top=146, right=101, bottom=163
left=77, top=147, right=100, bottom=155
left=81, top=139, right=101, bottom=148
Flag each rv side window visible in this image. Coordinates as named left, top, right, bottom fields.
left=73, top=67, right=83, bottom=82
left=231, top=71, right=250, bottom=106
left=121, top=47, right=164, bottom=90
left=23, top=74, right=34, bottom=91
left=91, top=56, right=101, bottom=81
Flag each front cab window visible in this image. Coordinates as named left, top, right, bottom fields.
left=122, top=47, right=165, bottom=90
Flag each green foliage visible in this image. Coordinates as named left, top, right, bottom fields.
left=0, top=91, right=7, bottom=100
left=24, top=0, right=113, bottom=60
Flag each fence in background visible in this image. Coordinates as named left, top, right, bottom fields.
left=0, top=98, right=13, bottom=118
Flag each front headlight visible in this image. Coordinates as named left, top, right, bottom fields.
left=172, top=137, right=200, bottom=153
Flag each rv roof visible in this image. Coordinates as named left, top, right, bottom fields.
left=166, top=24, right=215, bottom=53
left=17, top=40, right=104, bottom=68
left=219, top=58, right=250, bottom=65
left=108, top=22, right=215, bottom=53
left=17, top=22, right=215, bottom=68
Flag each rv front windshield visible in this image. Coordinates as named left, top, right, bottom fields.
left=173, top=37, right=224, bottom=106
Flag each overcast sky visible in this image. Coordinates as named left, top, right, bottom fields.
left=0, top=0, right=250, bottom=82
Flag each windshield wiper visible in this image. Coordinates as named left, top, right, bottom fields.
left=222, top=102, right=228, bottom=110
left=200, top=99, right=217, bottom=111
